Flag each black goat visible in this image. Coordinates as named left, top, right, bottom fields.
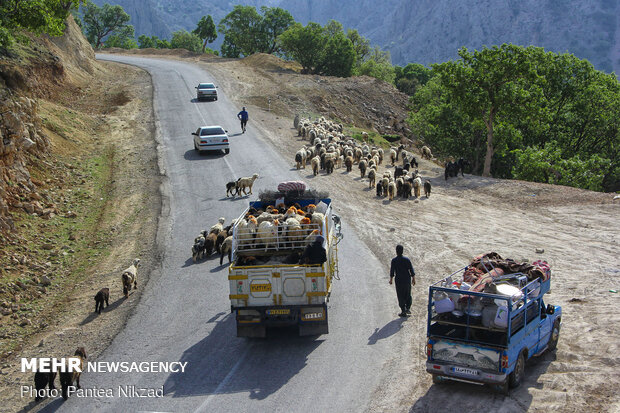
left=94, top=288, right=109, bottom=314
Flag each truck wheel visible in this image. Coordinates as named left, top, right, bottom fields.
left=548, top=319, right=560, bottom=351
left=509, top=352, right=525, bottom=388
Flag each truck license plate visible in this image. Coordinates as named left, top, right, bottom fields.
left=266, top=309, right=290, bottom=315
left=452, top=367, right=478, bottom=376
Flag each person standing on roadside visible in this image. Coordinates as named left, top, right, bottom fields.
left=389, top=244, right=416, bottom=317
left=237, top=107, right=249, bottom=133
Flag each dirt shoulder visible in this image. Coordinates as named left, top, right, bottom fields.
left=0, top=61, right=160, bottom=413
left=116, top=50, right=618, bottom=413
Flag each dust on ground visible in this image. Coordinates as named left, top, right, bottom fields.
left=0, top=61, right=160, bottom=413
left=130, top=49, right=618, bottom=413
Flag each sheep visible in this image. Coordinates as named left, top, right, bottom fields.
left=413, top=177, right=422, bottom=198
left=377, top=148, right=384, bottom=164
left=368, top=168, right=377, bottom=188
left=344, top=155, right=353, bottom=172
left=361, top=131, right=369, bottom=142
left=192, top=236, right=206, bottom=262
left=422, top=145, right=433, bottom=160
left=94, top=288, right=109, bottom=314
left=226, top=181, right=238, bottom=197
left=284, top=217, right=303, bottom=247
left=220, top=235, right=233, bottom=265
left=424, top=180, right=432, bottom=198
left=359, top=159, right=368, bottom=178
left=396, top=177, right=404, bottom=197
left=209, top=217, right=225, bottom=235
left=383, top=171, right=392, bottom=179
left=380, top=177, right=389, bottom=197
left=256, top=220, right=279, bottom=251
left=59, top=347, right=86, bottom=400
left=295, top=149, right=307, bottom=169
left=121, top=258, right=140, bottom=298
left=376, top=179, right=384, bottom=197
left=237, top=218, right=257, bottom=249
left=325, top=158, right=334, bottom=174
left=236, top=173, right=259, bottom=195
left=215, top=229, right=229, bottom=254
left=388, top=180, right=397, bottom=201
left=403, top=181, right=413, bottom=199
left=311, top=156, right=320, bottom=176
left=354, top=147, right=363, bottom=163
left=294, top=114, right=300, bottom=129
left=394, top=166, right=404, bottom=179
left=34, top=371, right=56, bottom=401
left=389, top=148, right=398, bottom=166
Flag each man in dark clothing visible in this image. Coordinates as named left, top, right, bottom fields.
left=237, top=107, right=249, bottom=133
left=300, top=235, right=327, bottom=265
left=389, top=244, right=416, bottom=317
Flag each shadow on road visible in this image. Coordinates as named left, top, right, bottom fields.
left=183, top=150, right=226, bottom=161
left=163, top=315, right=324, bottom=400
left=229, top=132, right=244, bottom=137
left=409, top=351, right=557, bottom=412
left=367, top=317, right=406, bottom=345
left=79, top=297, right=126, bottom=325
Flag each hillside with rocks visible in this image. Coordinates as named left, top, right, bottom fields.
left=92, top=0, right=619, bottom=74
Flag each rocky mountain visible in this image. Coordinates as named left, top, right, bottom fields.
left=91, top=0, right=619, bottom=74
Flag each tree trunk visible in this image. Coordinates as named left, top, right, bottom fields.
left=482, top=109, right=495, bottom=177
left=202, top=39, right=207, bottom=53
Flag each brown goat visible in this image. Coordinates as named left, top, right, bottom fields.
left=59, top=347, right=87, bottom=400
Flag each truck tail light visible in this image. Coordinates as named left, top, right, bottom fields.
left=427, top=343, right=433, bottom=357
left=501, top=355, right=509, bottom=368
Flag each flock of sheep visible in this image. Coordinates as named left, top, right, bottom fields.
left=294, top=116, right=434, bottom=201
left=192, top=217, right=235, bottom=265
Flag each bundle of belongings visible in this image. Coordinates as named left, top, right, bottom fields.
left=434, top=252, right=551, bottom=330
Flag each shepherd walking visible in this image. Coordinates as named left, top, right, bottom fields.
left=389, top=244, right=416, bottom=317
left=237, top=106, right=249, bottom=133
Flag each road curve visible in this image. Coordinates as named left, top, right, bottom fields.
left=45, top=55, right=402, bottom=413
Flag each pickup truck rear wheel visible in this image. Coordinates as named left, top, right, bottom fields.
left=509, top=352, right=525, bottom=388
left=548, top=319, right=560, bottom=351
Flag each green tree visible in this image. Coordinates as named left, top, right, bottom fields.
left=218, top=5, right=265, bottom=57
left=347, top=28, right=370, bottom=65
left=260, top=6, right=294, bottom=54
left=0, top=0, right=81, bottom=47
left=82, top=1, right=132, bottom=49
left=319, top=30, right=355, bottom=77
left=355, top=47, right=395, bottom=83
left=432, top=44, right=538, bottom=176
left=138, top=34, right=158, bottom=49
left=170, top=30, right=202, bottom=53
left=278, top=22, right=326, bottom=73
left=193, top=15, right=217, bottom=53
left=103, top=25, right=136, bottom=49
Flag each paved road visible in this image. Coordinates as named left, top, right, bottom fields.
left=45, top=55, right=402, bottom=413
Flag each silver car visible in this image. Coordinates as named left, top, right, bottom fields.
left=192, top=126, right=229, bottom=154
left=195, top=83, right=218, bottom=101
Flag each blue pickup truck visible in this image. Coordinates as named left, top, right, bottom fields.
left=426, top=262, right=561, bottom=393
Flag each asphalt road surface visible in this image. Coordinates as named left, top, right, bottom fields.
left=44, top=55, right=404, bottom=413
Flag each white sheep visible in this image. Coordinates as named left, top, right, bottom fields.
left=388, top=181, right=397, bottom=201
left=236, top=217, right=257, bottom=249
left=295, top=148, right=307, bottom=169
left=121, top=258, right=140, bottom=298
left=422, top=145, right=433, bottom=160
left=311, top=156, right=320, bottom=176
left=209, top=217, right=225, bottom=235
left=237, top=173, right=259, bottom=195
left=389, top=148, right=398, bottom=165
left=220, top=235, right=233, bottom=265
left=413, top=176, right=422, bottom=197
left=256, top=220, right=280, bottom=251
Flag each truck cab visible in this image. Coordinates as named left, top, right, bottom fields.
left=426, top=262, right=561, bottom=393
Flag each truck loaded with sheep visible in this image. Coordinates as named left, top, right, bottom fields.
left=228, top=182, right=342, bottom=337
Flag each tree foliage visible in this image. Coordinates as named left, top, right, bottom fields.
left=409, top=44, right=620, bottom=192
left=103, top=24, right=136, bottom=49
left=279, top=20, right=355, bottom=77
left=0, top=0, right=81, bottom=47
left=193, top=15, right=216, bottom=53
left=82, top=0, right=132, bottom=49
left=354, top=47, right=395, bottom=83
left=170, top=30, right=202, bottom=53
left=218, top=5, right=293, bottom=57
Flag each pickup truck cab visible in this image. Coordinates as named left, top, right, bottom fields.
left=426, top=262, right=561, bottom=393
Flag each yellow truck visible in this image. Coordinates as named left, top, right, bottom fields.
left=228, top=193, right=341, bottom=337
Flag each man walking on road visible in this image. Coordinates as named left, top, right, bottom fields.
left=237, top=107, right=249, bottom=133
left=389, top=244, right=416, bottom=317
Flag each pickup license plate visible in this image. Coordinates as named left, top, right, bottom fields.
left=452, top=367, right=478, bottom=376
left=266, top=309, right=290, bottom=315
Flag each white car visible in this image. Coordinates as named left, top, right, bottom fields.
left=195, top=83, right=218, bottom=101
left=192, top=126, right=229, bottom=154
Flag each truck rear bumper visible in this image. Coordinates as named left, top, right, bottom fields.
left=234, top=304, right=328, bottom=337
left=426, top=362, right=506, bottom=384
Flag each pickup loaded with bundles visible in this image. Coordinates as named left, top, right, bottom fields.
left=426, top=252, right=561, bottom=393
left=228, top=182, right=343, bottom=337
